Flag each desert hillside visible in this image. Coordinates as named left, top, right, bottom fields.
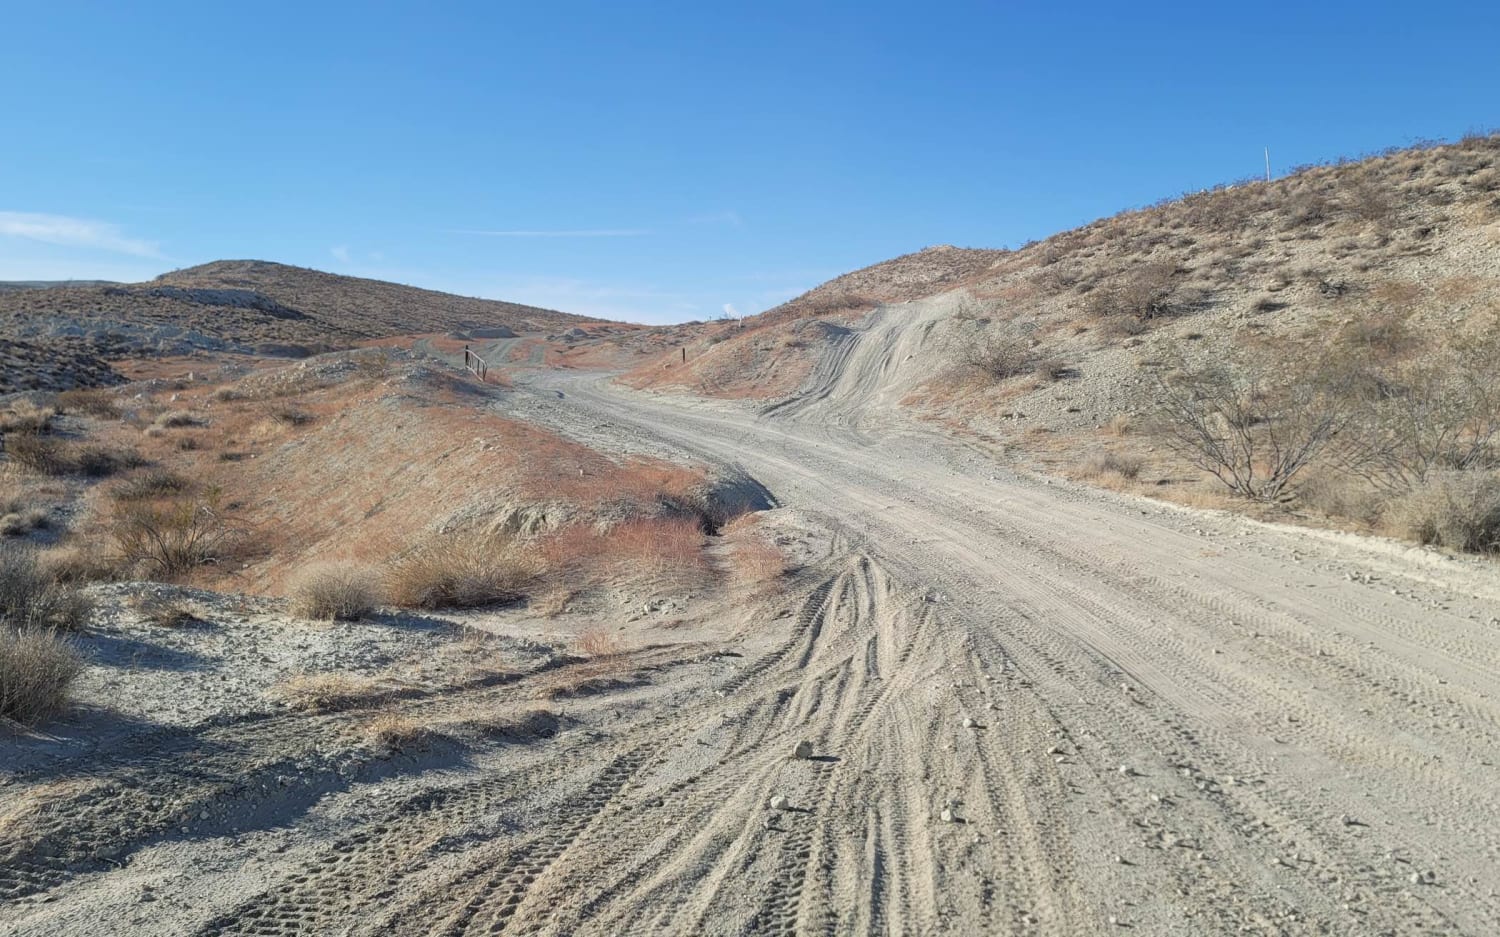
left=0, top=261, right=611, bottom=393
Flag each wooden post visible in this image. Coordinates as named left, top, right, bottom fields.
left=681, top=347, right=686, bottom=363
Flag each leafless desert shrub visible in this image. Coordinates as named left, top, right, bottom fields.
left=384, top=533, right=539, bottom=609
left=1032, top=358, right=1069, bottom=382
left=1341, top=181, right=1397, bottom=226
left=0, top=627, right=83, bottom=726
left=276, top=673, right=381, bottom=712
left=1385, top=471, right=1500, bottom=554
left=289, top=563, right=381, bottom=620
left=956, top=330, right=1033, bottom=381
left=111, top=492, right=241, bottom=579
left=0, top=545, right=94, bottom=632
left=1333, top=343, right=1500, bottom=493
left=57, top=388, right=122, bottom=419
left=1152, top=355, right=1348, bottom=501
left=1295, top=472, right=1384, bottom=526
left=1080, top=450, right=1143, bottom=480
left=1085, top=263, right=1179, bottom=323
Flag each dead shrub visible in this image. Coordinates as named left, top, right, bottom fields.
left=0, top=628, right=83, bottom=726
left=152, top=411, right=203, bottom=430
left=110, top=469, right=193, bottom=502
left=1032, top=358, right=1069, bottom=382
left=1079, top=450, right=1143, bottom=480
left=384, top=533, right=540, bottom=609
left=0, top=402, right=56, bottom=436
left=1385, top=471, right=1500, bottom=553
left=573, top=626, right=627, bottom=659
left=128, top=594, right=203, bottom=628
left=0, top=545, right=94, bottom=632
left=276, top=673, right=381, bottom=712
left=289, top=563, right=381, bottom=620
left=40, top=542, right=124, bottom=585
left=361, top=712, right=433, bottom=752
left=607, top=517, right=705, bottom=575
left=111, top=492, right=241, bottom=579
left=57, top=388, right=121, bottom=419
left=264, top=405, right=314, bottom=427
left=1086, top=263, right=1180, bottom=324
left=957, top=330, right=1034, bottom=381
left=1152, top=355, right=1348, bottom=501
left=1, top=507, right=49, bottom=537
left=7, top=437, right=144, bottom=478
left=1106, top=413, right=1134, bottom=437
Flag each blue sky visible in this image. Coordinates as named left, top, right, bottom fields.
left=3, top=1, right=1497, bottom=323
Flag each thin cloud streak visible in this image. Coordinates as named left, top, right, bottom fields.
left=0, top=211, right=161, bottom=257
left=449, top=228, right=649, bottom=238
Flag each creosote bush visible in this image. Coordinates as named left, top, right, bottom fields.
left=7, top=436, right=144, bottom=478
left=1387, top=472, right=1500, bottom=554
left=290, top=563, right=381, bottom=620
left=111, top=491, right=240, bottom=579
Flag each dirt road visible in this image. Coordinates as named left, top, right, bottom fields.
left=7, top=313, right=1500, bottom=935
left=512, top=344, right=1500, bottom=934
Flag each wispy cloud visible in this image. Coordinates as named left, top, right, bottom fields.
left=687, top=210, right=744, bottom=228
left=330, top=245, right=352, bottom=263
left=0, top=211, right=161, bottom=257
left=449, top=228, right=649, bottom=238
left=722, top=303, right=741, bottom=318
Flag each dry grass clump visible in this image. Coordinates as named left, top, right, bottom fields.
left=361, top=712, right=433, bottom=752
left=573, top=626, right=627, bottom=659
left=128, top=593, right=203, bottom=628
left=151, top=411, right=203, bottom=430
left=0, top=545, right=94, bottom=632
left=0, top=628, right=83, bottom=726
left=1386, top=472, right=1500, bottom=554
left=731, top=537, right=787, bottom=585
left=7, top=436, right=145, bottom=478
left=110, top=468, right=193, bottom=502
left=0, top=402, right=56, bottom=436
left=40, top=541, right=124, bottom=585
left=542, top=516, right=707, bottom=582
left=1, top=506, right=49, bottom=537
left=57, top=388, right=122, bottom=419
left=276, top=672, right=381, bottom=712
left=384, top=533, right=539, bottom=609
left=1105, top=413, right=1133, bottom=437
left=289, top=563, right=381, bottom=620
left=1079, top=449, right=1144, bottom=481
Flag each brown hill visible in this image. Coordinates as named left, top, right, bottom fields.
left=0, top=261, right=608, bottom=394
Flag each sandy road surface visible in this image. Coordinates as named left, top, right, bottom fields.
left=7, top=312, right=1500, bottom=935
left=513, top=349, right=1500, bottom=935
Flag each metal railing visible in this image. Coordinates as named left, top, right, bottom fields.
left=463, top=345, right=489, bottom=382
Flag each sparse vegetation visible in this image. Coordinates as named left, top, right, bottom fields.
left=57, top=388, right=122, bottom=419
left=289, top=563, right=381, bottom=620
left=1386, top=471, right=1500, bottom=554
left=276, top=672, right=381, bottom=712
left=1152, top=356, right=1346, bottom=501
left=957, top=330, right=1034, bottom=381
left=7, top=436, right=145, bottom=478
left=384, top=533, right=539, bottom=609
left=0, top=544, right=95, bottom=632
left=111, top=468, right=193, bottom=501
left=1080, top=450, right=1143, bottom=481
left=110, top=491, right=242, bottom=579
left=0, top=402, right=56, bottom=436
left=0, top=627, right=83, bottom=726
